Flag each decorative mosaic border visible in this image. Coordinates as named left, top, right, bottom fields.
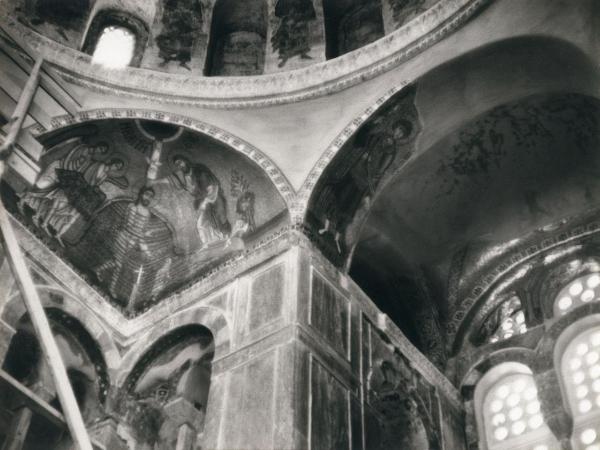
left=291, top=84, right=408, bottom=222
left=2, top=0, right=489, bottom=108
left=29, top=109, right=296, bottom=206
left=447, top=220, right=600, bottom=353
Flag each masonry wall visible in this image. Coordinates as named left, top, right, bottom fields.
left=196, top=239, right=467, bottom=449
left=0, top=227, right=466, bottom=449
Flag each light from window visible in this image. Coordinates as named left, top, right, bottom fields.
left=554, top=274, right=600, bottom=316
left=561, top=326, right=600, bottom=450
left=476, top=363, right=560, bottom=450
left=484, top=374, right=545, bottom=445
left=91, top=25, right=135, bottom=69
left=488, top=298, right=528, bottom=344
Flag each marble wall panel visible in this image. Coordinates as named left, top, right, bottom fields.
left=309, top=269, right=350, bottom=360
left=310, top=357, right=351, bottom=450
left=220, top=349, right=277, bottom=449
left=249, top=262, right=285, bottom=331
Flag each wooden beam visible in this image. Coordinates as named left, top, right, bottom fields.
left=0, top=57, right=54, bottom=129
left=0, top=57, right=42, bottom=157
left=0, top=370, right=105, bottom=450
left=0, top=369, right=65, bottom=428
left=0, top=191, right=93, bottom=450
left=2, top=406, right=33, bottom=450
left=0, top=26, right=81, bottom=115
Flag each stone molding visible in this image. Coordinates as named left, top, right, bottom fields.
left=1, top=0, right=489, bottom=107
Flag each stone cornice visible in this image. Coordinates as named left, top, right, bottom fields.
left=1, top=0, right=489, bottom=108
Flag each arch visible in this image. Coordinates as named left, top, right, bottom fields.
left=31, top=109, right=295, bottom=206
left=115, top=305, right=231, bottom=387
left=461, top=348, right=537, bottom=392
left=116, top=322, right=215, bottom=448
left=2, top=307, right=111, bottom=407
left=299, top=36, right=600, bottom=224
left=82, top=9, right=149, bottom=67
left=1, top=286, right=121, bottom=373
left=205, top=0, right=268, bottom=76
left=293, top=84, right=403, bottom=222
left=305, top=83, right=421, bottom=265
left=451, top=228, right=600, bottom=356
left=1, top=305, right=113, bottom=446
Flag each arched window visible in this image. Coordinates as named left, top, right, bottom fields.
left=82, top=9, right=149, bottom=68
left=474, top=362, right=559, bottom=450
left=554, top=273, right=600, bottom=317
left=122, top=325, right=214, bottom=449
left=559, top=324, right=600, bottom=449
left=91, top=25, right=136, bottom=68
left=0, top=309, right=108, bottom=448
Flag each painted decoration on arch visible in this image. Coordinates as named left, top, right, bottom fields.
left=308, top=85, right=421, bottom=265
left=117, top=327, right=213, bottom=449
left=6, top=119, right=288, bottom=314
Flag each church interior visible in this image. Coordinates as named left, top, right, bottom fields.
left=0, top=0, right=599, bottom=448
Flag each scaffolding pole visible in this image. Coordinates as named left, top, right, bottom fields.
left=0, top=56, right=93, bottom=450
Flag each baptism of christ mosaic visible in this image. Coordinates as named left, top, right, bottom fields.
left=5, top=120, right=288, bottom=313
